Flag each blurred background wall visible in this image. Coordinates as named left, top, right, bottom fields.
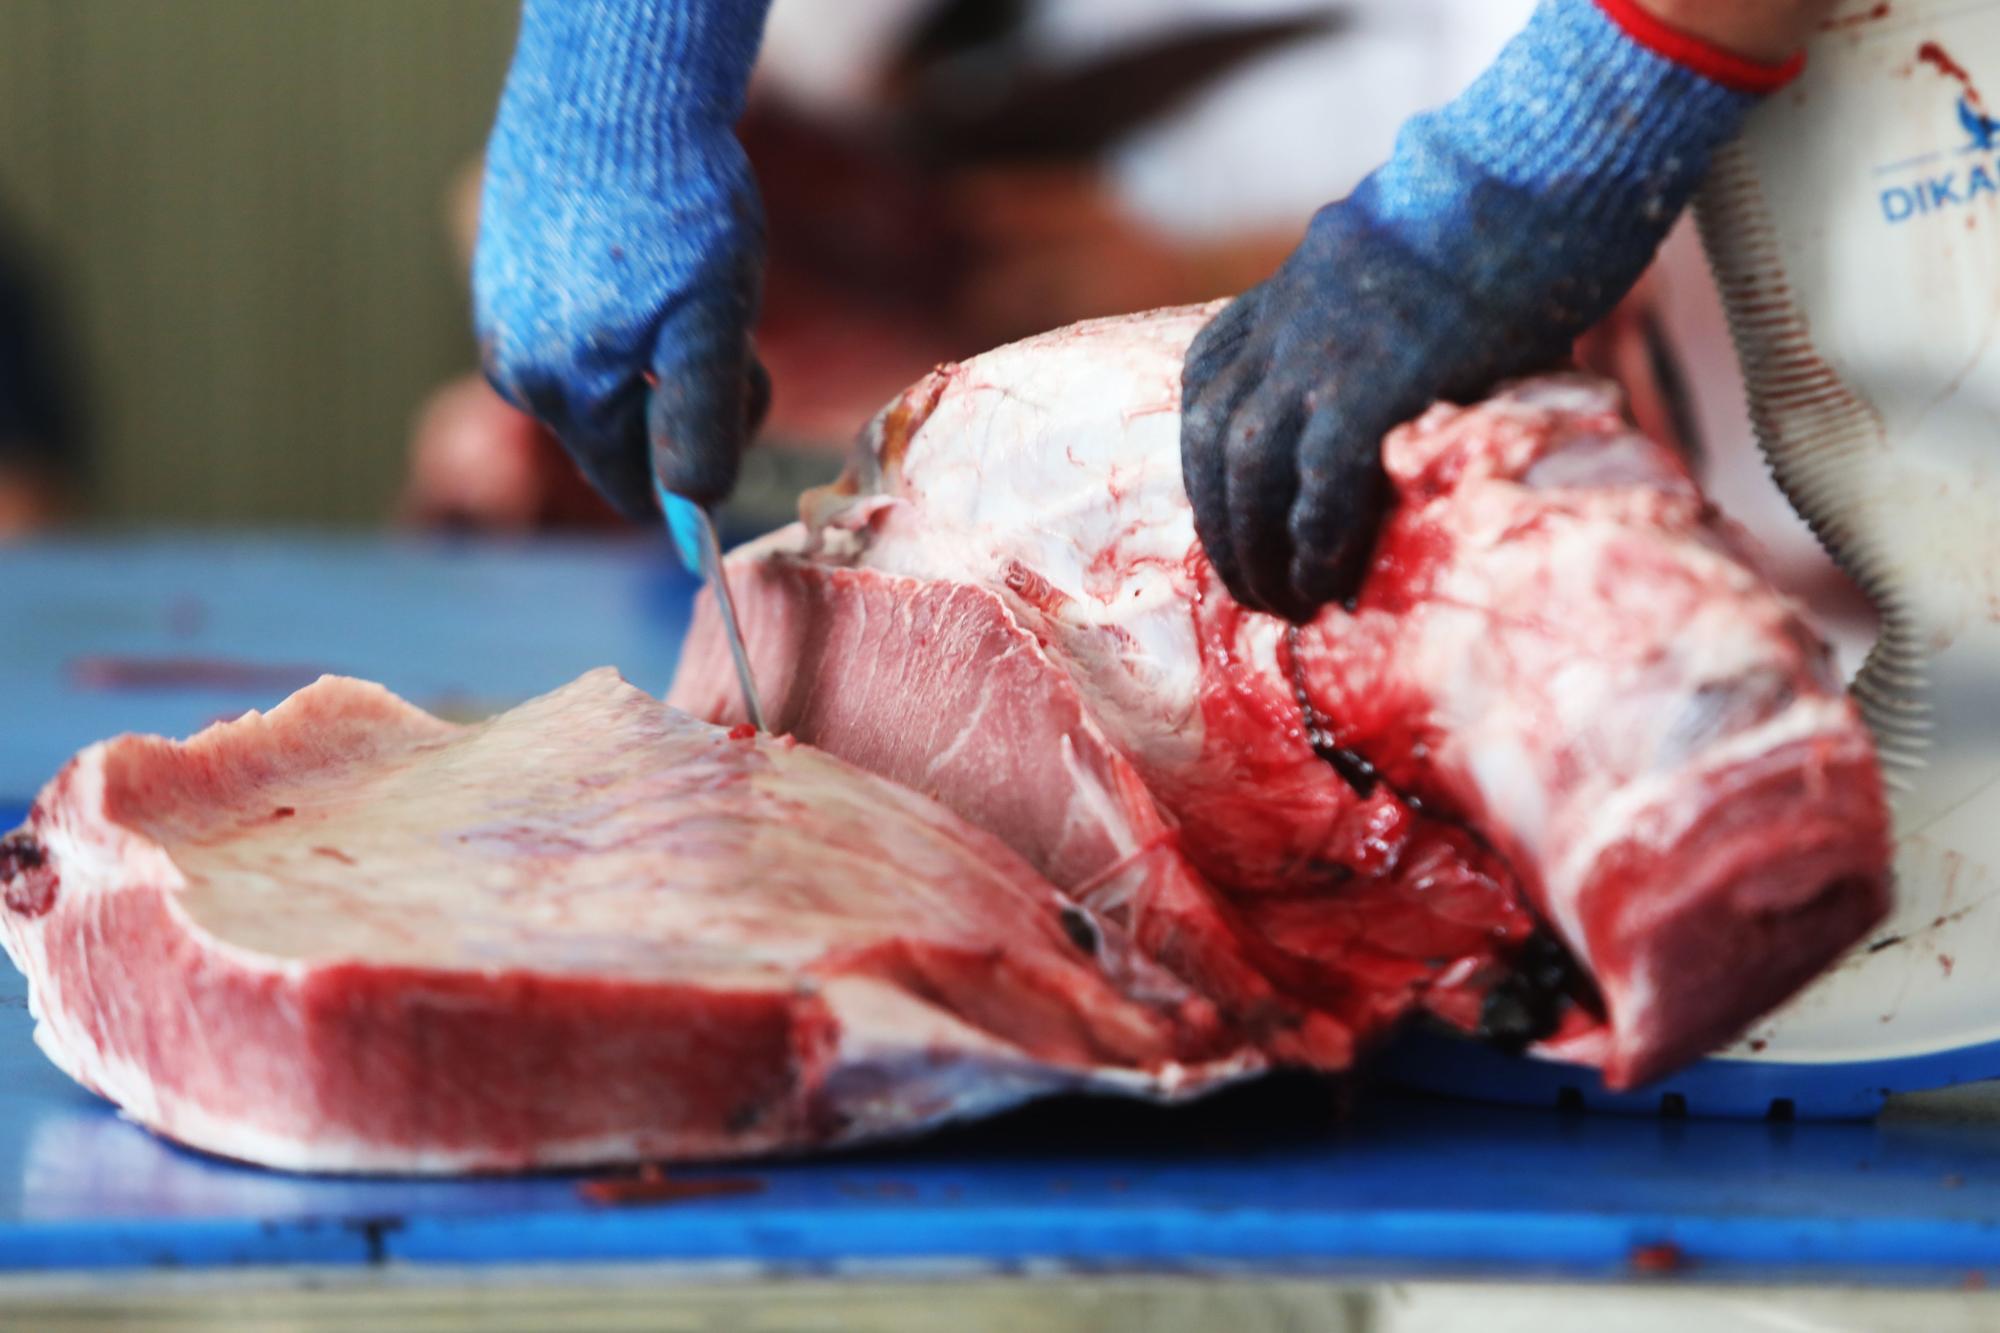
left=0, top=0, right=1805, bottom=574
left=0, top=0, right=515, bottom=526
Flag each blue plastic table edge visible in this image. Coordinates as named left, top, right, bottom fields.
left=4, top=1203, right=2000, bottom=1277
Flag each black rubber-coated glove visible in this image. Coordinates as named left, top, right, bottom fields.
left=1181, top=0, right=1794, bottom=621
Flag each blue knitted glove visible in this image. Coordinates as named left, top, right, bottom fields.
left=474, top=0, right=773, bottom=521
left=1180, top=0, right=1799, bottom=622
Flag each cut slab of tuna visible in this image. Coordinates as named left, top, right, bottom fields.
left=2, top=308, right=1899, bottom=1176
left=671, top=304, right=1892, bottom=1089
left=0, top=670, right=1249, bottom=1173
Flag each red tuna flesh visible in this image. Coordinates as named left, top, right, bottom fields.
left=670, top=304, right=1891, bottom=1089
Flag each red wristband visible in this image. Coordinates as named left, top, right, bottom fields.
left=1594, top=0, right=1808, bottom=95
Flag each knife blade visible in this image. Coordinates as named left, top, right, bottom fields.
left=656, top=482, right=767, bottom=733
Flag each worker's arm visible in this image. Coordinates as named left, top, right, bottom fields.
left=473, top=0, right=774, bottom=521
left=1180, top=0, right=1837, bottom=622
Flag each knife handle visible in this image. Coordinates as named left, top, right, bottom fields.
left=655, top=486, right=708, bottom=577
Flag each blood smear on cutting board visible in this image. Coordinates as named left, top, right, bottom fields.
left=576, top=1165, right=765, bottom=1207
left=1628, top=1241, right=1691, bottom=1274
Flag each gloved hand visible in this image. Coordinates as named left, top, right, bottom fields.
left=474, top=0, right=774, bottom=522
left=1180, top=0, right=1803, bottom=622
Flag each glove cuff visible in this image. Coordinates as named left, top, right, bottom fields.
left=1594, top=0, right=1807, bottom=95
left=502, top=0, right=772, bottom=191
left=1425, top=0, right=1762, bottom=204
left=1347, top=0, right=1767, bottom=340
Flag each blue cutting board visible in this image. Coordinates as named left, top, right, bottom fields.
left=0, top=928, right=1992, bottom=1281
left=0, top=534, right=694, bottom=799
left=2, top=535, right=1998, bottom=1281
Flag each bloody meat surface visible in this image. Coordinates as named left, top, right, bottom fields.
left=672, top=304, right=1891, bottom=1090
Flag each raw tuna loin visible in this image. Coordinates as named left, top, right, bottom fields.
left=671, top=303, right=1892, bottom=1090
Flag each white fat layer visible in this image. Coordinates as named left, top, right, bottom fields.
left=1385, top=452, right=1862, bottom=968
left=828, top=311, right=1219, bottom=773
